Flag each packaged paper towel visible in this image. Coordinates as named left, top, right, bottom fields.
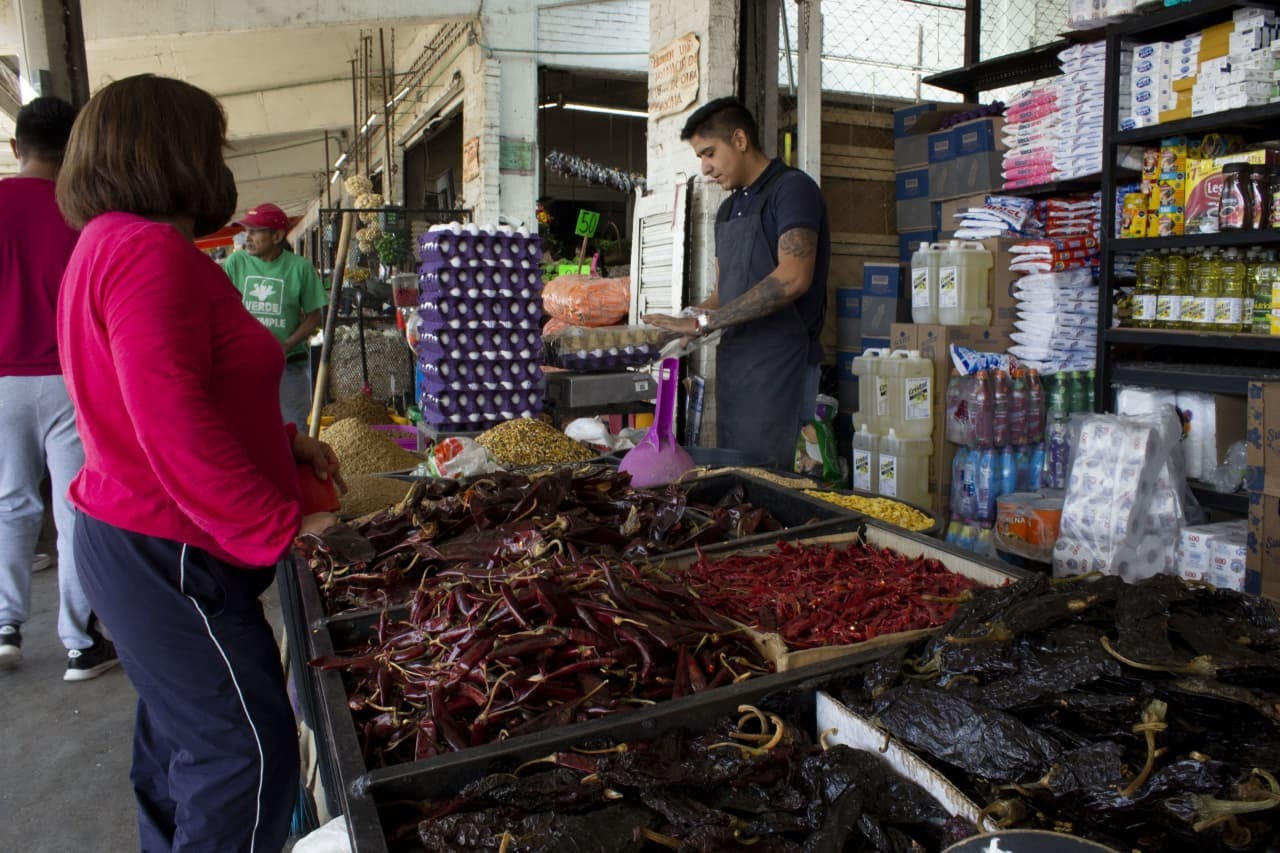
left=1053, top=407, right=1186, bottom=580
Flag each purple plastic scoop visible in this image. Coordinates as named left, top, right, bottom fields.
left=618, top=357, right=694, bottom=488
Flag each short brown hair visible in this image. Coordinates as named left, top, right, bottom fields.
left=56, top=75, right=228, bottom=229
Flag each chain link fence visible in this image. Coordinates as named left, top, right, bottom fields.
left=780, top=0, right=1068, bottom=102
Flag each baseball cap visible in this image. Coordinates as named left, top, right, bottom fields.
left=237, top=203, right=289, bottom=231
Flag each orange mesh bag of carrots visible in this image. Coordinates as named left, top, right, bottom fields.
left=542, top=275, right=630, bottom=327
left=542, top=317, right=574, bottom=336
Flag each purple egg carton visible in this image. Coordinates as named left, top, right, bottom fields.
left=417, top=358, right=543, bottom=390
left=548, top=342, right=664, bottom=370
left=417, top=300, right=542, bottom=330
left=417, top=327, right=542, bottom=359
left=419, top=386, right=542, bottom=423
left=419, top=265, right=542, bottom=296
left=417, top=226, right=541, bottom=267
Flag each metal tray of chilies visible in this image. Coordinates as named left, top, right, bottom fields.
left=334, top=645, right=916, bottom=853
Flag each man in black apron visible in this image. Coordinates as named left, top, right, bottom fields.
left=645, top=97, right=830, bottom=469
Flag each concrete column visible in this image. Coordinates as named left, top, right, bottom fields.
left=795, top=0, right=821, bottom=185
left=15, top=0, right=88, bottom=104
left=478, top=3, right=539, bottom=228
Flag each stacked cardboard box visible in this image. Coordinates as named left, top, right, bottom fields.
left=892, top=103, right=976, bottom=261
left=1246, top=381, right=1280, bottom=599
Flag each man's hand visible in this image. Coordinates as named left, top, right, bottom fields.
left=292, top=433, right=347, bottom=494
left=643, top=313, right=699, bottom=336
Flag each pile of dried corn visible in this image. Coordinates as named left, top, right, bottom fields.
left=802, top=490, right=934, bottom=532
left=339, top=475, right=414, bottom=518
left=321, top=418, right=422, bottom=475
left=321, top=392, right=396, bottom=425
left=475, top=418, right=596, bottom=466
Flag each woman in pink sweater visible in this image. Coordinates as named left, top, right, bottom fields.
left=55, top=74, right=340, bottom=853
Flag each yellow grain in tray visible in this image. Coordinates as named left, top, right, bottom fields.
left=802, top=490, right=933, bottom=532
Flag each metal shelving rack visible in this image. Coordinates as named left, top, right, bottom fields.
left=1096, top=0, right=1280, bottom=517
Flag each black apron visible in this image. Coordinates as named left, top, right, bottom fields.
left=713, top=168, right=810, bottom=468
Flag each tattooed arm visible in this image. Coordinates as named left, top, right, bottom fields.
left=699, top=226, right=817, bottom=333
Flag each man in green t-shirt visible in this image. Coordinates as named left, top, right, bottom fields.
left=224, top=203, right=328, bottom=428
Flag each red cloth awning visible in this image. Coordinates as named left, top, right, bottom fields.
left=193, top=215, right=304, bottom=250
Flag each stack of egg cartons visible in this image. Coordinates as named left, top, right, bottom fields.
left=416, top=223, right=544, bottom=431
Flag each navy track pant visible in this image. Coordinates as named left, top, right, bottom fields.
left=74, top=512, right=299, bottom=853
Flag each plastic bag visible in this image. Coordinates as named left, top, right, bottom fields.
left=1206, top=440, right=1248, bottom=494
left=542, top=274, right=630, bottom=326
left=421, top=437, right=501, bottom=479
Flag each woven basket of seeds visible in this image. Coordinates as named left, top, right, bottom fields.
left=326, top=325, right=413, bottom=403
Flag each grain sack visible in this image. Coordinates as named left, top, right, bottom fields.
left=321, top=417, right=422, bottom=475
left=340, top=475, right=414, bottom=518
left=322, top=392, right=397, bottom=425
left=326, top=326, right=414, bottom=403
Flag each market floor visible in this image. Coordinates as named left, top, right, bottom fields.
left=0, top=560, right=296, bottom=852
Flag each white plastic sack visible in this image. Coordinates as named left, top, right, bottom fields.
left=292, top=816, right=353, bottom=853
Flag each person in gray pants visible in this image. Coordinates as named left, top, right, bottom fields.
left=0, top=97, right=118, bottom=681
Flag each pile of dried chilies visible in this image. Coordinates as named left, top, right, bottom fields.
left=830, top=573, right=1280, bottom=851
left=677, top=541, right=983, bottom=649
left=384, top=700, right=976, bottom=852
left=298, top=467, right=788, bottom=615
left=310, top=557, right=772, bottom=767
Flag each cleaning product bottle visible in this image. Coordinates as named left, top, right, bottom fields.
left=970, top=370, right=993, bottom=448
left=991, top=369, right=1010, bottom=447
left=851, top=423, right=879, bottom=494
left=937, top=240, right=994, bottom=326
left=1217, top=247, right=1246, bottom=334
left=910, top=243, right=943, bottom=324
left=1009, top=368, right=1029, bottom=445
left=1131, top=252, right=1162, bottom=328
left=883, top=350, right=933, bottom=441
left=851, top=348, right=886, bottom=434
left=880, top=428, right=931, bottom=507
left=1026, top=367, right=1045, bottom=443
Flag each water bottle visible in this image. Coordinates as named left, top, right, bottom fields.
left=999, top=446, right=1017, bottom=497
left=1084, top=369, right=1096, bottom=413
left=1009, top=369, right=1028, bottom=445
left=970, top=370, right=994, bottom=449
left=945, top=521, right=961, bottom=546
left=991, top=370, right=1010, bottom=447
left=951, top=449, right=969, bottom=518
left=1027, top=443, right=1044, bottom=491
left=1026, top=368, right=1045, bottom=443
left=975, top=448, right=997, bottom=523
left=1013, top=440, right=1034, bottom=489
left=975, top=527, right=994, bottom=557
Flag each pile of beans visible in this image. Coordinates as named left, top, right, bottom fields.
left=802, top=490, right=934, bottom=532
left=321, top=418, right=422, bottom=475
left=321, top=393, right=396, bottom=425
left=475, top=418, right=596, bottom=466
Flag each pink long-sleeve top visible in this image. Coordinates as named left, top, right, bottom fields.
left=57, top=212, right=302, bottom=568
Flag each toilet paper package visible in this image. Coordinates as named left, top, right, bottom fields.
left=1053, top=409, right=1186, bottom=579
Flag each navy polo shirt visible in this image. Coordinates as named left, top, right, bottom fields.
left=720, top=158, right=831, bottom=352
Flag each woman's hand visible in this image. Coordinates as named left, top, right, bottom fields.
left=292, top=433, right=347, bottom=494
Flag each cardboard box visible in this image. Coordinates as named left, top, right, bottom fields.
left=894, top=134, right=930, bottom=169
left=895, top=168, right=930, bottom=201
left=927, top=130, right=955, bottom=164
left=898, top=230, right=938, bottom=263
left=860, top=336, right=890, bottom=353
left=863, top=263, right=907, bottom=297
left=929, top=152, right=1004, bottom=201
left=937, top=193, right=990, bottom=231
left=836, top=287, right=862, bottom=319
left=862, top=296, right=912, bottom=338
left=889, top=323, right=918, bottom=352
left=1247, top=381, right=1280, bottom=494
left=951, top=118, right=1006, bottom=157
left=895, top=197, right=938, bottom=231
left=1246, top=489, right=1280, bottom=598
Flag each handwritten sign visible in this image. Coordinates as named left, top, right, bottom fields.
left=649, top=33, right=700, bottom=119
left=462, top=136, right=480, bottom=184
left=574, top=209, right=600, bottom=238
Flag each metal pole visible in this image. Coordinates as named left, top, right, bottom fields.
left=324, top=131, right=332, bottom=209
left=379, top=27, right=394, bottom=204
left=308, top=211, right=355, bottom=437
left=350, top=58, right=360, bottom=176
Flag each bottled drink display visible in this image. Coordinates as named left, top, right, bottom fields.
left=1124, top=244, right=1280, bottom=335
left=1131, top=253, right=1162, bottom=328
left=1216, top=248, right=1247, bottom=334
left=991, top=369, right=1010, bottom=447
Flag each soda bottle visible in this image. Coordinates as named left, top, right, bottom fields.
left=1069, top=370, right=1088, bottom=415
left=1254, top=252, right=1276, bottom=335
left=971, top=370, right=994, bottom=448
left=1026, top=368, right=1045, bottom=443
left=1217, top=247, right=1246, bottom=334
left=1085, top=369, right=1096, bottom=413
left=999, top=446, right=1017, bottom=497
left=975, top=527, right=994, bottom=557
left=975, top=448, right=997, bottom=523
left=945, top=369, right=966, bottom=444
left=991, top=369, right=1010, bottom=447
left=1157, top=252, right=1188, bottom=329
left=945, top=520, right=961, bottom=546
left=1027, top=443, right=1045, bottom=490
left=950, top=451, right=969, bottom=518
left=1009, top=368, right=1029, bottom=444
left=1131, top=252, right=1162, bottom=328
left=1016, top=444, right=1034, bottom=490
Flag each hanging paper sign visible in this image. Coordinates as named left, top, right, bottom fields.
left=649, top=33, right=700, bottom=118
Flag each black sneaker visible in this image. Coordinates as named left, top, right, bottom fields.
left=0, top=624, right=20, bottom=668
left=64, top=634, right=120, bottom=682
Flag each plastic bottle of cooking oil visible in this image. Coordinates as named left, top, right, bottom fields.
left=1253, top=251, right=1277, bottom=335
left=1131, top=252, right=1162, bottom=328
left=1157, top=252, right=1188, bottom=329
left=1185, top=249, right=1218, bottom=331
left=1216, top=247, right=1247, bottom=334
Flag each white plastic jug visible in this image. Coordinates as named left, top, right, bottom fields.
left=882, top=349, right=934, bottom=441
left=937, top=240, right=993, bottom=326
left=851, top=423, right=879, bottom=494
left=910, top=242, right=946, bottom=324
left=850, top=347, right=887, bottom=434
left=878, top=428, right=932, bottom=507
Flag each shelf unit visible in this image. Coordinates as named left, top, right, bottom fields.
left=1094, top=0, right=1280, bottom=523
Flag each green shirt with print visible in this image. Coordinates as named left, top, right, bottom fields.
left=223, top=250, right=328, bottom=359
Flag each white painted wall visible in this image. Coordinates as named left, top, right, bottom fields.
left=538, top=0, right=649, bottom=74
